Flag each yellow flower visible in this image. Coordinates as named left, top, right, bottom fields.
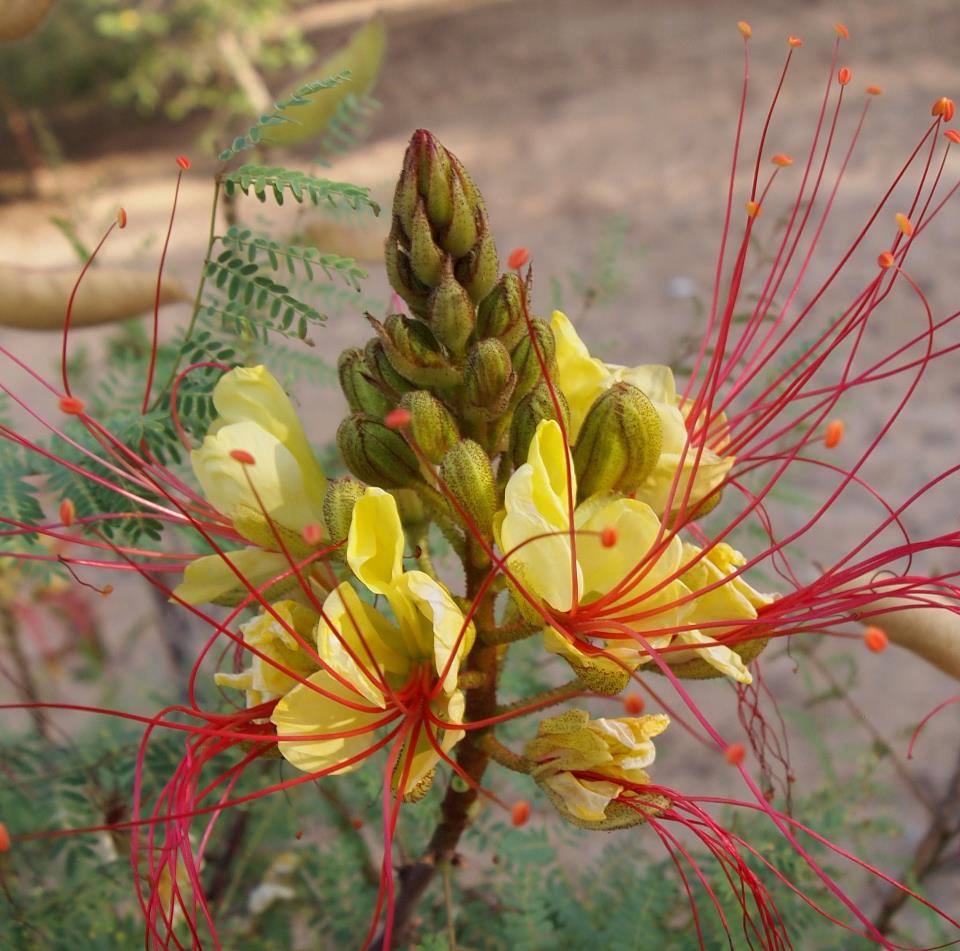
left=173, top=366, right=327, bottom=606
left=496, top=419, right=768, bottom=692
left=214, top=600, right=320, bottom=708
left=272, top=488, right=475, bottom=797
left=525, top=709, right=670, bottom=825
left=551, top=310, right=733, bottom=517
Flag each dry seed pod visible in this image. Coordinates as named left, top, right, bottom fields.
left=0, top=264, right=188, bottom=330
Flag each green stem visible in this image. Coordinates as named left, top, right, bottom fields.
left=476, top=733, right=530, bottom=773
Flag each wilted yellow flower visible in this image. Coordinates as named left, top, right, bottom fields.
left=272, top=488, right=475, bottom=796
left=525, top=709, right=670, bottom=825
left=551, top=310, right=733, bottom=517
left=174, top=366, right=327, bottom=605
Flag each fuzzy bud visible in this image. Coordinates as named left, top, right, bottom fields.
left=510, top=383, right=570, bottom=468
left=363, top=339, right=416, bottom=397
left=338, top=347, right=393, bottom=417
left=477, top=272, right=525, bottom=348
left=371, top=313, right=461, bottom=389
left=426, top=257, right=476, bottom=354
left=398, top=390, right=460, bottom=464
left=464, top=338, right=516, bottom=417
left=385, top=221, right=431, bottom=317
left=337, top=414, right=422, bottom=489
left=573, top=382, right=663, bottom=501
left=439, top=439, right=497, bottom=539
left=454, top=230, right=499, bottom=303
left=510, top=317, right=557, bottom=403
left=322, top=477, right=366, bottom=548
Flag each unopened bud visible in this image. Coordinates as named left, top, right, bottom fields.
left=399, top=390, right=460, bottom=464
left=510, top=318, right=557, bottom=403
left=454, top=230, right=499, bottom=303
left=572, top=382, right=663, bottom=501
left=337, top=414, right=422, bottom=489
left=338, top=347, right=393, bottom=417
left=427, top=257, right=476, bottom=354
left=439, top=439, right=497, bottom=539
left=510, top=383, right=570, bottom=467
left=477, top=272, right=525, bottom=348
left=371, top=313, right=461, bottom=389
left=364, top=339, right=416, bottom=397
left=322, top=478, right=366, bottom=548
left=464, top=338, right=516, bottom=417
left=385, top=222, right=430, bottom=317
left=409, top=198, right=445, bottom=288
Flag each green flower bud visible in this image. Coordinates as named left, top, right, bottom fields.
left=385, top=221, right=430, bottom=317
left=439, top=439, right=497, bottom=539
left=399, top=390, right=460, bottom=464
left=337, top=413, right=422, bottom=489
left=322, top=477, right=366, bottom=548
left=370, top=313, right=461, bottom=389
left=510, top=383, right=570, bottom=467
left=454, top=230, right=498, bottom=303
left=442, top=171, right=478, bottom=258
left=426, top=257, right=476, bottom=355
left=364, top=338, right=416, bottom=398
left=409, top=198, right=444, bottom=288
left=477, top=272, right=525, bottom=348
left=464, top=338, right=516, bottom=417
left=390, top=487, right=427, bottom=524
left=338, top=347, right=392, bottom=417
left=510, top=317, right=557, bottom=403
left=572, top=382, right=663, bottom=501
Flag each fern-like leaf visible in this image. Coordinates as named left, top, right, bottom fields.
left=223, top=164, right=379, bottom=215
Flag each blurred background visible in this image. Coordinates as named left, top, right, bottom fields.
left=1, top=0, right=959, bottom=946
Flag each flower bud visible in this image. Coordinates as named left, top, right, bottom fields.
left=409, top=198, right=445, bottom=288
left=363, top=338, right=416, bottom=397
left=398, top=390, right=460, bottom=464
left=510, top=383, right=570, bottom=468
left=510, top=317, right=557, bottom=403
left=322, top=477, right=366, bottom=548
left=338, top=347, right=392, bottom=417
left=336, top=414, right=422, bottom=489
left=439, top=439, right=497, bottom=538
left=477, top=272, right=525, bottom=348
left=426, top=257, right=476, bottom=355
left=572, top=382, right=663, bottom=501
left=464, top=338, right=516, bottom=417
left=385, top=221, right=430, bottom=317
left=370, top=313, right=461, bottom=389
left=454, top=231, right=498, bottom=303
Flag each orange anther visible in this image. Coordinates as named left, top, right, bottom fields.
left=724, top=743, right=746, bottom=766
left=834, top=23, right=850, bottom=40
left=507, top=247, right=531, bottom=270
left=824, top=419, right=845, bottom=449
left=737, top=21, right=752, bottom=39
left=600, top=526, right=618, bottom=548
left=623, top=693, right=646, bottom=715
left=294, top=829, right=304, bottom=840
left=772, top=154, right=793, bottom=167
left=877, top=251, right=895, bottom=269
left=384, top=407, right=411, bottom=429
left=787, top=36, right=803, bottom=48
left=58, top=396, right=85, bottom=415
left=116, top=208, right=128, bottom=229
left=350, top=818, right=364, bottom=830
left=302, top=523, right=324, bottom=546
left=932, top=97, right=956, bottom=121
left=0, top=822, right=9, bottom=852
left=745, top=200, right=761, bottom=219
left=838, top=67, right=852, bottom=87
left=863, top=625, right=888, bottom=653
left=511, top=800, right=531, bottom=827
left=59, top=498, right=76, bottom=527
left=866, top=85, right=883, bottom=96
left=895, top=213, right=914, bottom=237
left=101, top=584, right=114, bottom=598
left=176, top=155, right=191, bottom=170
left=945, top=130, right=960, bottom=144
left=229, top=448, right=256, bottom=465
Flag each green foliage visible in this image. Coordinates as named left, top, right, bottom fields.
left=223, top=164, right=381, bottom=215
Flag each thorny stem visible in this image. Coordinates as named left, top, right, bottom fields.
left=0, top=602, right=51, bottom=742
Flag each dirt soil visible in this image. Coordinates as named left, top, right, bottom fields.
left=2, top=0, right=960, bottom=937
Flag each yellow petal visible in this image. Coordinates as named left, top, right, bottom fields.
left=543, top=625, right=640, bottom=695
left=346, top=487, right=405, bottom=596
left=173, top=548, right=294, bottom=606
left=550, top=311, right=611, bottom=439
left=272, top=670, right=386, bottom=775
left=543, top=772, right=621, bottom=822
left=213, top=365, right=326, bottom=507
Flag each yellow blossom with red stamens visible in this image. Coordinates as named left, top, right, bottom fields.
left=173, top=366, right=328, bottom=606
left=550, top=311, right=734, bottom=517
left=272, top=488, right=474, bottom=797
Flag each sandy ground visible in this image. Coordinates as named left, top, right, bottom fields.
left=2, top=0, right=960, bottom=939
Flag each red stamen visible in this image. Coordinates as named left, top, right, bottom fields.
left=59, top=498, right=76, bottom=526
left=623, top=693, right=646, bottom=715
left=302, top=522, right=324, bottom=545
left=724, top=743, right=746, bottom=766
left=58, top=396, right=85, bottom=415
left=863, top=626, right=888, bottom=653
left=507, top=247, right=531, bottom=270
left=511, top=800, right=531, bottom=827
left=600, top=525, right=618, bottom=548
left=101, top=584, right=114, bottom=598
left=837, top=67, right=852, bottom=87
left=0, top=821, right=9, bottom=852
left=229, top=449, right=255, bottom=465
left=787, top=36, right=803, bottom=48
left=834, top=23, right=850, bottom=40
left=945, top=130, right=960, bottom=144
left=866, top=85, right=883, bottom=96
left=771, top=154, right=793, bottom=167
left=895, top=212, right=914, bottom=236
left=176, top=155, right=191, bottom=170
left=116, top=208, right=128, bottom=229
left=932, top=97, right=956, bottom=121
left=877, top=251, right=896, bottom=269
left=737, top=21, right=752, bottom=40
left=350, top=818, right=364, bottom=830
left=823, top=419, right=844, bottom=449
left=745, top=200, right=761, bottom=218
left=384, top=407, right=411, bottom=429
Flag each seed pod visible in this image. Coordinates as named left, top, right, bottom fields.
left=572, top=382, right=663, bottom=501
left=510, top=383, right=570, bottom=468
left=464, top=338, right=516, bottom=417
left=337, top=414, right=421, bottom=489
left=439, top=439, right=497, bottom=539
left=399, top=390, right=460, bottom=464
